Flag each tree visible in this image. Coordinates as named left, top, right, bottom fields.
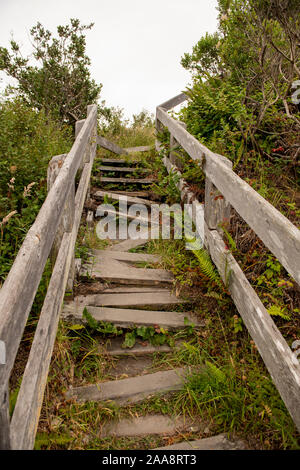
left=0, top=18, right=101, bottom=126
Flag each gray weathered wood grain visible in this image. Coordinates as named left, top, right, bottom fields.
left=0, top=105, right=97, bottom=449
left=204, top=224, right=300, bottom=432
left=10, top=232, right=72, bottom=450
left=157, top=106, right=300, bottom=285
left=97, top=136, right=128, bottom=155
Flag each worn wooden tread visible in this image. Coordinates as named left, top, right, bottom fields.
left=100, top=158, right=138, bottom=165
left=107, top=237, right=149, bottom=252
left=65, top=367, right=191, bottom=404
left=100, top=177, right=155, bottom=184
left=91, top=249, right=160, bottom=263
left=125, top=145, right=152, bottom=153
left=93, top=190, right=154, bottom=206
left=62, top=290, right=185, bottom=317
left=99, top=165, right=150, bottom=173
left=81, top=258, right=173, bottom=285
left=100, top=414, right=200, bottom=437
left=95, top=207, right=158, bottom=225
left=155, top=434, right=246, bottom=450
left=100, top=337, right=173, bottom=356
left=63, top=306, right=198, bottom=331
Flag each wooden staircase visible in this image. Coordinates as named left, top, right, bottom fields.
left=61, top=155, right=245, bottom=451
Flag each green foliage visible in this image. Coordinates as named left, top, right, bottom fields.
left=123, top=325, right=172, bottom=349
left=0, top=98, right=72, bottom=283
left=180, top=0, right=300, bottom=167
left=267, top=304, right=291, bottom=321
left=0, top=19, right=101, bottom=126
left=192, top=248, right=224, bottom=290
left=82, top=308, right=123, bottom=336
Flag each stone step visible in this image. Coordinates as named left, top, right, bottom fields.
left=80, top=258, right=173, bottom=285
left=63, top=305, right=197, bottom=331
left=99, top=165, right=151, bottom=173
left=65, top=367, right=192, bottom=404
left=100, top=177, right=155, bottom=184
left=100, top=414, right=201, bottom=438
left=155, top=434, right=246, bottom=450
left=93, top=190, right=153, bottom=207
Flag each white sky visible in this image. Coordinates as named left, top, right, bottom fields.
left=0, top=0, right=218, bottom=119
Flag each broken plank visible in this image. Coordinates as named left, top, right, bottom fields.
left=107, top=237, right=149, bottom=252
left=62, top=290, right=184, bottom=317
left=81, top=258, right=173, bottom=285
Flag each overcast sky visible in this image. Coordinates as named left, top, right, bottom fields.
left=0, top=0, right=218, bottom=119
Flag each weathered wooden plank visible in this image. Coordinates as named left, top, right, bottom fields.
left=47, top=154, right=75, bottom=265
left=159, top=93, right=188, bottom=110
left=91, top=249, right=160, bottom=263
left=99, top=165, right=150, bottom=173
left=108, top=237, right=149, bottom=252
left=64, top=305, right=198, bottom=331
left=93, top=190, right=153, bottom=207
left=100, top=176, right=155, bottom=184
left=62, top=290, right=184, bottom=317
left=100, top=158, right=138, bottom=165
left=97, top=136, right=128, bottom=155
left=0, top=105, right=97, bottom=423
left=157, top=106, right=300, bottom=285
left=81, top=258, right=173, bottom=285
left=125, top=145, right=152, bottom=153
left=204, top=223, right=300, bottom=432
left=65, top=367, right=190, bottom=404
left=10, top=232, right=72, bottom=450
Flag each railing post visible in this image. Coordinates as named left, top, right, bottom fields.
left=169, top=121, right=186, bottom=170
left=155, top=116, right=164, bottom=153
left=47, top=155, right=75, bottom=267
left=0, top=382, right=11, bottom=449
left=204, top=158, right=232, bottom=247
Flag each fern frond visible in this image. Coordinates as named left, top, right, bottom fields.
left=267, top=304, right=290, bottom=321
left=205, top=361, right=226, bottom=383
left=192, top=248, right=223, bottom=289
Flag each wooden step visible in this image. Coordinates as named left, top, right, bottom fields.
left=100, top=177, right=155, bottom=184
left=100, top=414, right=200, bottom=437
left=93, top=190, right=153, bottom=207
left=65, top=367, right=191, bottom=404
left=100, top=336, right=173, bottom=356
left=108, top=237, right=149, bottom=252
left=100, top=158, right=138, bottom=166
left=155, top=434, right=246, bottom=450
left=62, top=290, right=185, bottom=318
left=91, top=249, right=160, bottom=263
left=81, top=258, right=173, bottom=285
left=95, top=207, right=158, bottom=226
left=99, top=166, right=150, bottom=173
left=63, top=306, right=198, bottom=331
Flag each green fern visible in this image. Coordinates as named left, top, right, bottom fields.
left=267, top=305, right=291, bottom=321
left=205, top=361, right=226, bottom=383
left=192, top=248, right=223, bottom=290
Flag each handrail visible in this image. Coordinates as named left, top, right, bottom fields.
left=156, top=94, right=300, bottom=432
left=0, top=104, right=97, bottom=449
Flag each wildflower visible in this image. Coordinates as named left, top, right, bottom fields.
left=0, top=210, right=17, bottom=228
left=23, top=182, right=36, bottom=198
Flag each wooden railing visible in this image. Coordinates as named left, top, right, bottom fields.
left=156, top=94, right=300, bottom=432
left=0, top=104, right=97, bottom=449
